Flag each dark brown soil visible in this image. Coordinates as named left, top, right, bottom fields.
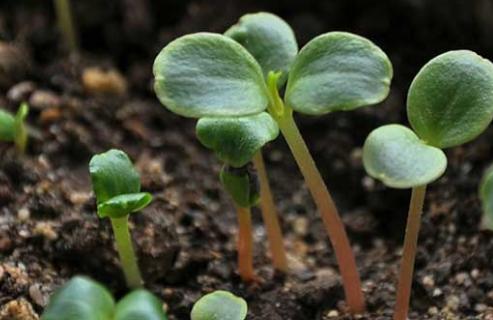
left=2, top=1, right=493, bottom=319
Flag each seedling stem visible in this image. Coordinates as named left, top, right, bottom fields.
left=110, top=216, right=143, bottom=289
left=54, top=0, right=78, bottom=52
left=266, top=73, right=365, bottom=313
left=393, top=185, right=427, bottom=320
left=236, top=205, right=256, bottom=282
left=252, top=151, right=288, bottom=272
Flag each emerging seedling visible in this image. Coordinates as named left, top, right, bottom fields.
left=89, top=149, right=152, bottom=289
left=0, top=103, right=29, bottom=153
left=42, top=276, right=167, bottom=320
left=53, top=0, right=78, bottom=52
left=362, top=50, right=493, bottom=320
left=479, top=165, right=493, bottom=230
left=191, top=290, right=247, bottom=320
left=153, top=12, right=393, bottom=312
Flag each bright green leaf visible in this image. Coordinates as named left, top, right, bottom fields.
left=196, top=112, right=279, bottom=167
left=191, top=290, right=247, bottom=320
left=480, top=164, right=493, bottom=230
left=225, top=12, right=298, bottom=86
left=363, top=124, right=447, bottom=189
left=41, top=276, right=115, bottom=320
left=89, top=149, right=141, bottom=206
left=0, top=109, right=15, bottom=141
left=220, top=165, right=260, bottom=208
left=14, top=102, right=29, bottom=153
left=407, top=50, right=493, bottom=148
left=285, top=32, right=393, bottom=115
left=115, top=290, right=168, bottom=320
left=98, top=192, right=153, bottom=218
left=153, top=33, right=269, bottom=118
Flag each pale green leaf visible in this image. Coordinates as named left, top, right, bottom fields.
left=285, top=32, right=392, bottom=115
left=98, top=192, right=153, bottom=218
left=480, top=164, right=493, bottom=230
left=115, top=290, right=168, bottom=320
left=0, top=109, right=15, bottom=141
left=363, top=124, right=447, bottom=189
left=191, top=291, right=247, bottom=320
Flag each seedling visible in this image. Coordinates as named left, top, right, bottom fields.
left=362, top=50, right=493, bottom=320
left=479, top=165, right=493, bottom=230
left=89, top=149, right=153, bottom=289
left=153, top=12, right=393, bottom=312
left=42, top=276, right=167, bottom=320
left=191, top=290, right=247, bottom=320
left=53, top=0, right=78, bottom=52
left=0, top=103, right=29, bottom=153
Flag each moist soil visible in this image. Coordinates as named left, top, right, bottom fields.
left=1, top=1, right=493, bottom=319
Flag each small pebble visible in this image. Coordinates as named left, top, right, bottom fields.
left=82, top=67, right=127, bottom=96
left=446, top=295, right=460, bottom=311
left=17, top=207, right=30, bottom=221
left=33, top=222, right=58, bottom=240
left=7, top=81, right=36, bottom=102
left=29, top=284, right=47, bottom=306
left=422, top=275, right=435, bottom=288
left=29, top=90, right=61, bottom=110
left=0, top=298, right=39, bottom=320
left=327, top=310, right=339, bottom=317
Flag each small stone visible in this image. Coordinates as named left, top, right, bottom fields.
left=422, top=275, right=435, bottom=288
left=432, top=288, right=443, bottom=297
left=29, top=284, right=47, bottom=306
left=40, top=108, right=62, bottom=124
left=428, top=306, right=439, bottom=315
left=455, top=272, right=470, bottom=286
left=293, top=217, right=308, bottom=236
left=0, top=298, right=39, bottom=320
left=7, top=81, right=36, bottom=102
left=446, top=295, right=460, bottom=311
left=17, top=207, right=30, bottom=221
left=471, top=269, right=480, bottom=279
left=327, top=310, right=339, bottom=317
left=68, top=191, right=91, bottom=205
left=29, top=90, right=61, bottom=110
left=475, top=303, right=487, bottom=312
left=33, top=222, right=58, bottom=240
left=82, top=67, right=127, bottom=96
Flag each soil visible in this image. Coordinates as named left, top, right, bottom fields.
left=1, top=0, right=493, bottom=319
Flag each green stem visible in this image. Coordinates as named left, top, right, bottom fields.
left=252, top=151, right=288, bottom=273
left=393, top=185, right=427, bottom=320
left=110, top=216, right=143, bottom=289
left=265, top=73, right=365, bottom=313
left=54, top=0, right=78, bottom=52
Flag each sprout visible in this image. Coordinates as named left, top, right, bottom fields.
left=41, top=276, right=167, bottom=320
left=191, top=291, right=247, bottom=320
left=53, top=0, right=78, bottom=52
left=480, top=164, right=493, bottom=230
left=0, top=102, right=29, bottom=154
left=362, top=50, right=493, bottom=320
left=153, top=12, right=393, bottom=312
left=89, top=149, right=153, bottom=289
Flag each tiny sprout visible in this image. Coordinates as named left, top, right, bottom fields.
left=53, top=0, right=78, bottom=52
left=362, top=50, right=493, bottom=320
left=42, top=276, right=167, bottom=320
left=89, top=149, right=153, bottom=289
left=479, top=165, right=493, bottom=230
left=191, top=291, right=247, bottom=320
left=154, top=12, right=393, bottom=312
left=0, top=103, right=29, bottom=153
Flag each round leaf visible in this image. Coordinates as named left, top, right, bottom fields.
left=0, top=109, right=15, bottom=141
left=363, top=124, right=447, bottom=189
left=191, top=290, right=247, bottom=320
left=407, top=50, right=493, bottom=148
left=196, top=112, right=279, bottom=167
left=225, top=12, right=298, bottom=86
left=89, top=149, right=141, bottom=205
left=41, top=276, right=115, bottom=320
left=153, top=33, right=269, bottom=118
left=479, top=164, right=493, bottom=230
left=98, top=192, right=153, bottom=218
left=285, top=32, right=393, bottom=115
left=115, top=290, right=168, bottom=320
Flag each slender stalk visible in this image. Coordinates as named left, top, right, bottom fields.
left=54, top=0, right=78, bottom=52
left=236, top=205, right=256, bottom=282
left=393, top=185, right=427, bottom=320
left=252, top=151, right=288, bottom=273
left=110, top=216, right=143, bottom=289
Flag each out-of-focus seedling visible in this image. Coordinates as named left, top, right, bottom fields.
left=42, top=276, right=167, bottom=320
left=363, top=50, right=493, bottom=320
left=191, top=290, right=247, bottom=320
left=89, top=149, right=153, bottom=289
left=53, top=0, right=78, bottom=52
left=479, top=165, right=493, bottom=230
left=153, top=11, right=393, bottom=312
left=0, top=103, right=29, bottom=153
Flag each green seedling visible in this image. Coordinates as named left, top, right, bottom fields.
left=42, top=276, right=167, bottom=320
left=196, top=112, right=288, bottom=275
left=479, top=165, right=493, bottom=230
left=153, top=11, right=393, bottom=312
left=362, top=50, right=493, bottom=320
left=53, top=0, right=78, bottom=52
left=0, top=103, right=29, bottom=153
left=89, top=149, right=153, bottom=289
left=191, top=290, right=247, bottom=320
